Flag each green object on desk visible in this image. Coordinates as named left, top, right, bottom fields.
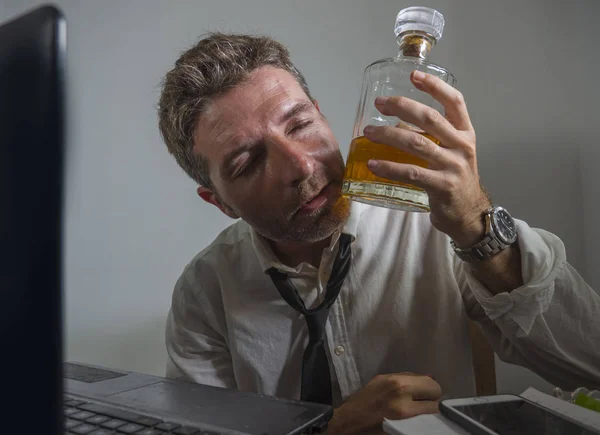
left=573, top=392, right=600, bottom=413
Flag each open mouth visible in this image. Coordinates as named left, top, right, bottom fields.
left=296, top=182, right=332, bottom=215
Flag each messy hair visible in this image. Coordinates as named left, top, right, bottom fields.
left=157, top=33, right=312, bottom=188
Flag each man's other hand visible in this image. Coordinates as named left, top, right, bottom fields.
left=324, top=372, right=441, bottom=435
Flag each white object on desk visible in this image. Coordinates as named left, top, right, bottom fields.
left=520, top=386, right=600, bottom=432
left=383, top=387, right=600, bottom=435
left=383, top=413, right=469, bottom=435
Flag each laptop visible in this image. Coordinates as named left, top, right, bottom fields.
left=63, top=361, right=331, bottom=435
left=0, top=5, right=332, bottom=434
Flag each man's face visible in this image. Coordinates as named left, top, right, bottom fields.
left=194, top=66, right=350, bottom=243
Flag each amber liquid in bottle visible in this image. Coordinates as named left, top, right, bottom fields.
left=343, top=133, right=441, bottom=211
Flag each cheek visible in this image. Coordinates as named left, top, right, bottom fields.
left=317, top=128, right=341, bottom=156
left=225, top=178, right=277, bottom=213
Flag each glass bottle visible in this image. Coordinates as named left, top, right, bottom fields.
left=342, top=6, right=456, bottom=212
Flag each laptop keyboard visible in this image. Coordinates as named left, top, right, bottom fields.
left=64, top=396, right=223, bottom=435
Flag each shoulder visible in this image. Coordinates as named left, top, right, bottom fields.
left=192, top=219, right=253, bottom=264
left=174, top=219, right=254, bottom=296
left=168, top=220, right=256, bottom=327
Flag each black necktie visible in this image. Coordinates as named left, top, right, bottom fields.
left=267, top=233, right=352, bottom=405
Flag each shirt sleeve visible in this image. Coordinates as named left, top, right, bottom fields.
left=164, top=272, right=236, bottom=390
left=454, top=219, right=600, bottom=390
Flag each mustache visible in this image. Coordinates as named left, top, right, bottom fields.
left=289, top=175, right=343, bottom=217
left=296, top=176, right=329, bottom=204
left=289, top=155, right=346, bottom=213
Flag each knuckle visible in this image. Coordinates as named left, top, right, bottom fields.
left=406, top=165, right=422, bottom=182
left=430, top=142, right=444, bottom=160
left=453, top=91, right=466, bottom=107
left=461, top=139, right=476, bottom=156
left=463, top=146, right=476, bottom=163
left=389, top=376, right=410, bottom=394
left=423, top=109, right=443, bottom=128
left=445, top=174, right=461, bottom=191
left=455, top=151, right=475, bottom=175
left=409, top=132, right=430, bottom=154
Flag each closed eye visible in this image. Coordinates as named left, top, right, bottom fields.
left=288, top=119, right=313, bottom=134
left=232, top=150, right=264, bottom=178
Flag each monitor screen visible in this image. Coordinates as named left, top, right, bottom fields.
left=0, top=5, right=66, bottom=434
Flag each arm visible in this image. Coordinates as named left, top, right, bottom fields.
left=364, top=71, right=600, bottom=389
left=456, top=220, right=600, bottom=390
left=324, top=373, right=441, bottom=435
left=165, top=273, right=236, bottom=389
left=466, top=244, right=523, bottom=295
left=364, top=70, right=522, bottom=292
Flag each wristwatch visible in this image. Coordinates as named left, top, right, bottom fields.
left=451, top=205, right=518, bottom=263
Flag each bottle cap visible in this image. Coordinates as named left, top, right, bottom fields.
left=395, top=6, right=444, bottom=41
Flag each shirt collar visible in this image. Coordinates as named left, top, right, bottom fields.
left=250, top=200, right=365, bottom=274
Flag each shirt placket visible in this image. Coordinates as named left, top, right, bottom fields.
left=325, top=280, right=362, bottom=401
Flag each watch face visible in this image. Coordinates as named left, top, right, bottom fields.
left=492, top=207, right=517, bottom=244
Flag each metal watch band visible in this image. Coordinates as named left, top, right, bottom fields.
left=451, top=235, right=506, bottom=263
left=451, top=205, right=518, bottom=263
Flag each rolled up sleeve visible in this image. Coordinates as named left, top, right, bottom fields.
left=455, top=219, right=600, bottom=389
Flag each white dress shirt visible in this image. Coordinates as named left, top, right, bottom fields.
left=165, top=201, right=600, bottom=406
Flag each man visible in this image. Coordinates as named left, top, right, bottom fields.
left=157, top=33, right=600, bottom=433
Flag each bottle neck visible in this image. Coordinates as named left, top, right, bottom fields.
left=397, top=32, right=436, bottom=60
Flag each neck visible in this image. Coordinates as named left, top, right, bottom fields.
left=269, top=236, right=333, bottom=269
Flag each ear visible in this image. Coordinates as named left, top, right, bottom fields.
left=197, top=186, right=240, bottom=219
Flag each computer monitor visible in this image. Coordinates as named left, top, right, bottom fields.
left=0, top=5, right=66, bottom=433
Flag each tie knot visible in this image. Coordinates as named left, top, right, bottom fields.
left=304, top=309, right=329, bottom=342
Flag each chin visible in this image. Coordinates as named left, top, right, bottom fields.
left=290, top=195, right=351, bottom=243
left=250, top=190, right=350, bottom=244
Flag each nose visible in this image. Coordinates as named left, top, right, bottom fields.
left=268, top=135, right=316, bottom=186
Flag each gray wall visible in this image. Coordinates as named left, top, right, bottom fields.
left=2, top=0, right=598, bottom=395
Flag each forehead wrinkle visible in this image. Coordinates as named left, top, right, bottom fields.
left=194, top=106, right=238, bottom=163
left=252, top=86, right=292, bottom=119
left=264, top=94, right=294, bottom=120
left=214, top=130, right=239, bottom=154
left=245, top=74, right=279, bottom=99
left=210, top=116, right=235, bottom=147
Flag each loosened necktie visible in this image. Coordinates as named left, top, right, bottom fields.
left=267, top=233, right=352, bottom=405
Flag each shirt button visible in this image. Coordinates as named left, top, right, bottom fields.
left=334, top=345, right=345, bottom=356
